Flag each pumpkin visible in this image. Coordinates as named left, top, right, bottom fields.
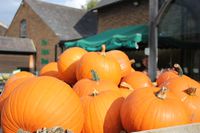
left=121, top=71, right=153, bottom=90
left=119, top=82, right=134, bottom=98
left=120, top=87, right=190, bottom=132
left=106, top=50, right=132, bottom=77
left=156, top=64, right=184, bottom=86
left=39, top=62, right=64, bottom=80
left=4, top=71, right=34, bottom=86
left=1, top=76, right=84, bottom=133
left=57, top=47, right=87, bottom=85
left=76, top=45, right=121, bottom=85
left=0, top=77, right=34, bottom=113
left=81, top=90, right=124, bottom=133
left=73, top=70, right=119, bottom=97
left=160, top=76, right=200, bottom=122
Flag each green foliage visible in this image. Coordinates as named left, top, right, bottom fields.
left=83, top=0, right=99, bottom=10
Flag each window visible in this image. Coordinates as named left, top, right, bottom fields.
left=20, top=19, right=27, bottom=38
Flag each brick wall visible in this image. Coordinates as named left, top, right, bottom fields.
left=98, top=0, right=149, bottom=32
left=6, top=2, right=59, bottom=71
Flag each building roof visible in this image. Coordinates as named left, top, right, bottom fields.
left=95, top=0, right=122, bottom=9
left=0, top=22, right=8, bottom=29
left=25, top=0, right=97, bottom=41
left=0, top=36, right=36, bottom=55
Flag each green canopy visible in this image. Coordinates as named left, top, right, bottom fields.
left=64, top=24, right=148, bottom=51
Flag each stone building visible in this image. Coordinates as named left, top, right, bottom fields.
left=0, top=22, right=7, bottom=36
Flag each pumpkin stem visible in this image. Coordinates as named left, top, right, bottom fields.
left=90, top=89, right=99, bottom=96
left=173, top=64, right=183, bottom=76
left=120, top=82, right=134, bottom=91
left=184, top=88, right=197, bottom=96
left=101, top=44, right=106, bottom=56
left=91, top=70, right=100, bottom=81
left=155, top=87, right=168, bottom=100
left=130, top=59, right=135, bottom=65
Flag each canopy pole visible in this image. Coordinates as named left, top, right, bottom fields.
left=148, top=0, right=158, bottom=81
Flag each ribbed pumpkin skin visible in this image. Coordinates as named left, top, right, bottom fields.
left=160, top=77, right=200, bottom=122
left=0, top=77, right=34, bottom=113
left=106, top=50, right=132, bottom=77
left=81, top=90, right=124, bottom=133
left=121, top=87, right=190, bottom=132
left=57, top=47, right=87, bottom=85
left=76, top=52, right=121, bottom=85
left=121, top=71, right=153, bottom=89
left=4, top=71, right=34, bottom=86
left=1, top=76, right=84, bottom=133
left=39, top=62, right=63, bottom=80
left=156, top=70, right=178, bottom=86
left=73, top=79, right=119, bottom=97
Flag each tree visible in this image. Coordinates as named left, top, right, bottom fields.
left=82, top=0, right=99, bottom=10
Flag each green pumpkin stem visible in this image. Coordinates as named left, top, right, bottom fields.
left=155, top=87, right=168, bottom=100
left=173, top=64, right=183, bottom=76
left=184, top=88, right=197, bottom=96
left=91, top=70, right=100, bottom=81
left=90, top=89, right=99, bottom=96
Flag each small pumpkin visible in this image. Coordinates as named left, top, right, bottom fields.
left=1, top=76, right=84, bottom=133
left=39, top=62, right=64, bottom=80
left=76, top=45, right=121, bottom=85
left=121, top=71, right=153, bottom=90
left=57, top=47, right=87, bottom=85
left=121, top=87, right=190, bottom=132
left=73, top=70, right=119, bottom=97
left=81, top=90, right=124, bottom=133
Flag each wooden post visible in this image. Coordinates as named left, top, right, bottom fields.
left=148, top=0, right=158, bottom=81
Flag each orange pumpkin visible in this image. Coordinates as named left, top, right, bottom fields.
left=160, top=76, right=200, bottom=122
left=81, top=90, right=124, bottom=133
left=39, top=62, right=64, bottom=80
left=121, top=87, right=190, bottom=132
left=57, top=47, right=87, bottom=85
left=1, top=76, right=84, bottom=133
left=4, top=71, right=34, bottom=86
left=106, top=50, right=132, bottom=77
left=0, top=77, right=34, bottom=113
left=73, top=70, right=119, bottom=97
left=121, top=71, right=153, bottom=90
left=76, top=45, right=121, bottom=85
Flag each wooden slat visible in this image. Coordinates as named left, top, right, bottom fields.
left=132, top=123, right=200, bottom=133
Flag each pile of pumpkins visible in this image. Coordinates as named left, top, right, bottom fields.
left=0, top=45, right=200, bottom=133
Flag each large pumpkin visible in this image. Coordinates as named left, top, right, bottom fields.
left=121, top=71, right=153, bottom=89
left=160, top=76, right=200, bottom=122
left=81, top=90, right=124, bottom=133
left=119, top=82, right=134, bottom=98
left=106, top=50, right=132, bottom=77
left=39, top=62, right=63, bottom=80
left=73, top=70, right=119, bottom=97
left=4, top=71, right=34, bottom=86
left=1, top=76, right=84, bottom=133
left=57, top=47, right=87, bottom=85
left=0, top=77, right=34, bottom=113
left=76, top=45, right=121, bottom=85
left=121, top=87, right=190, bottom=132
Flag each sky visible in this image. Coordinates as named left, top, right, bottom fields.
left=0, top=0, right=88, bottom=27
